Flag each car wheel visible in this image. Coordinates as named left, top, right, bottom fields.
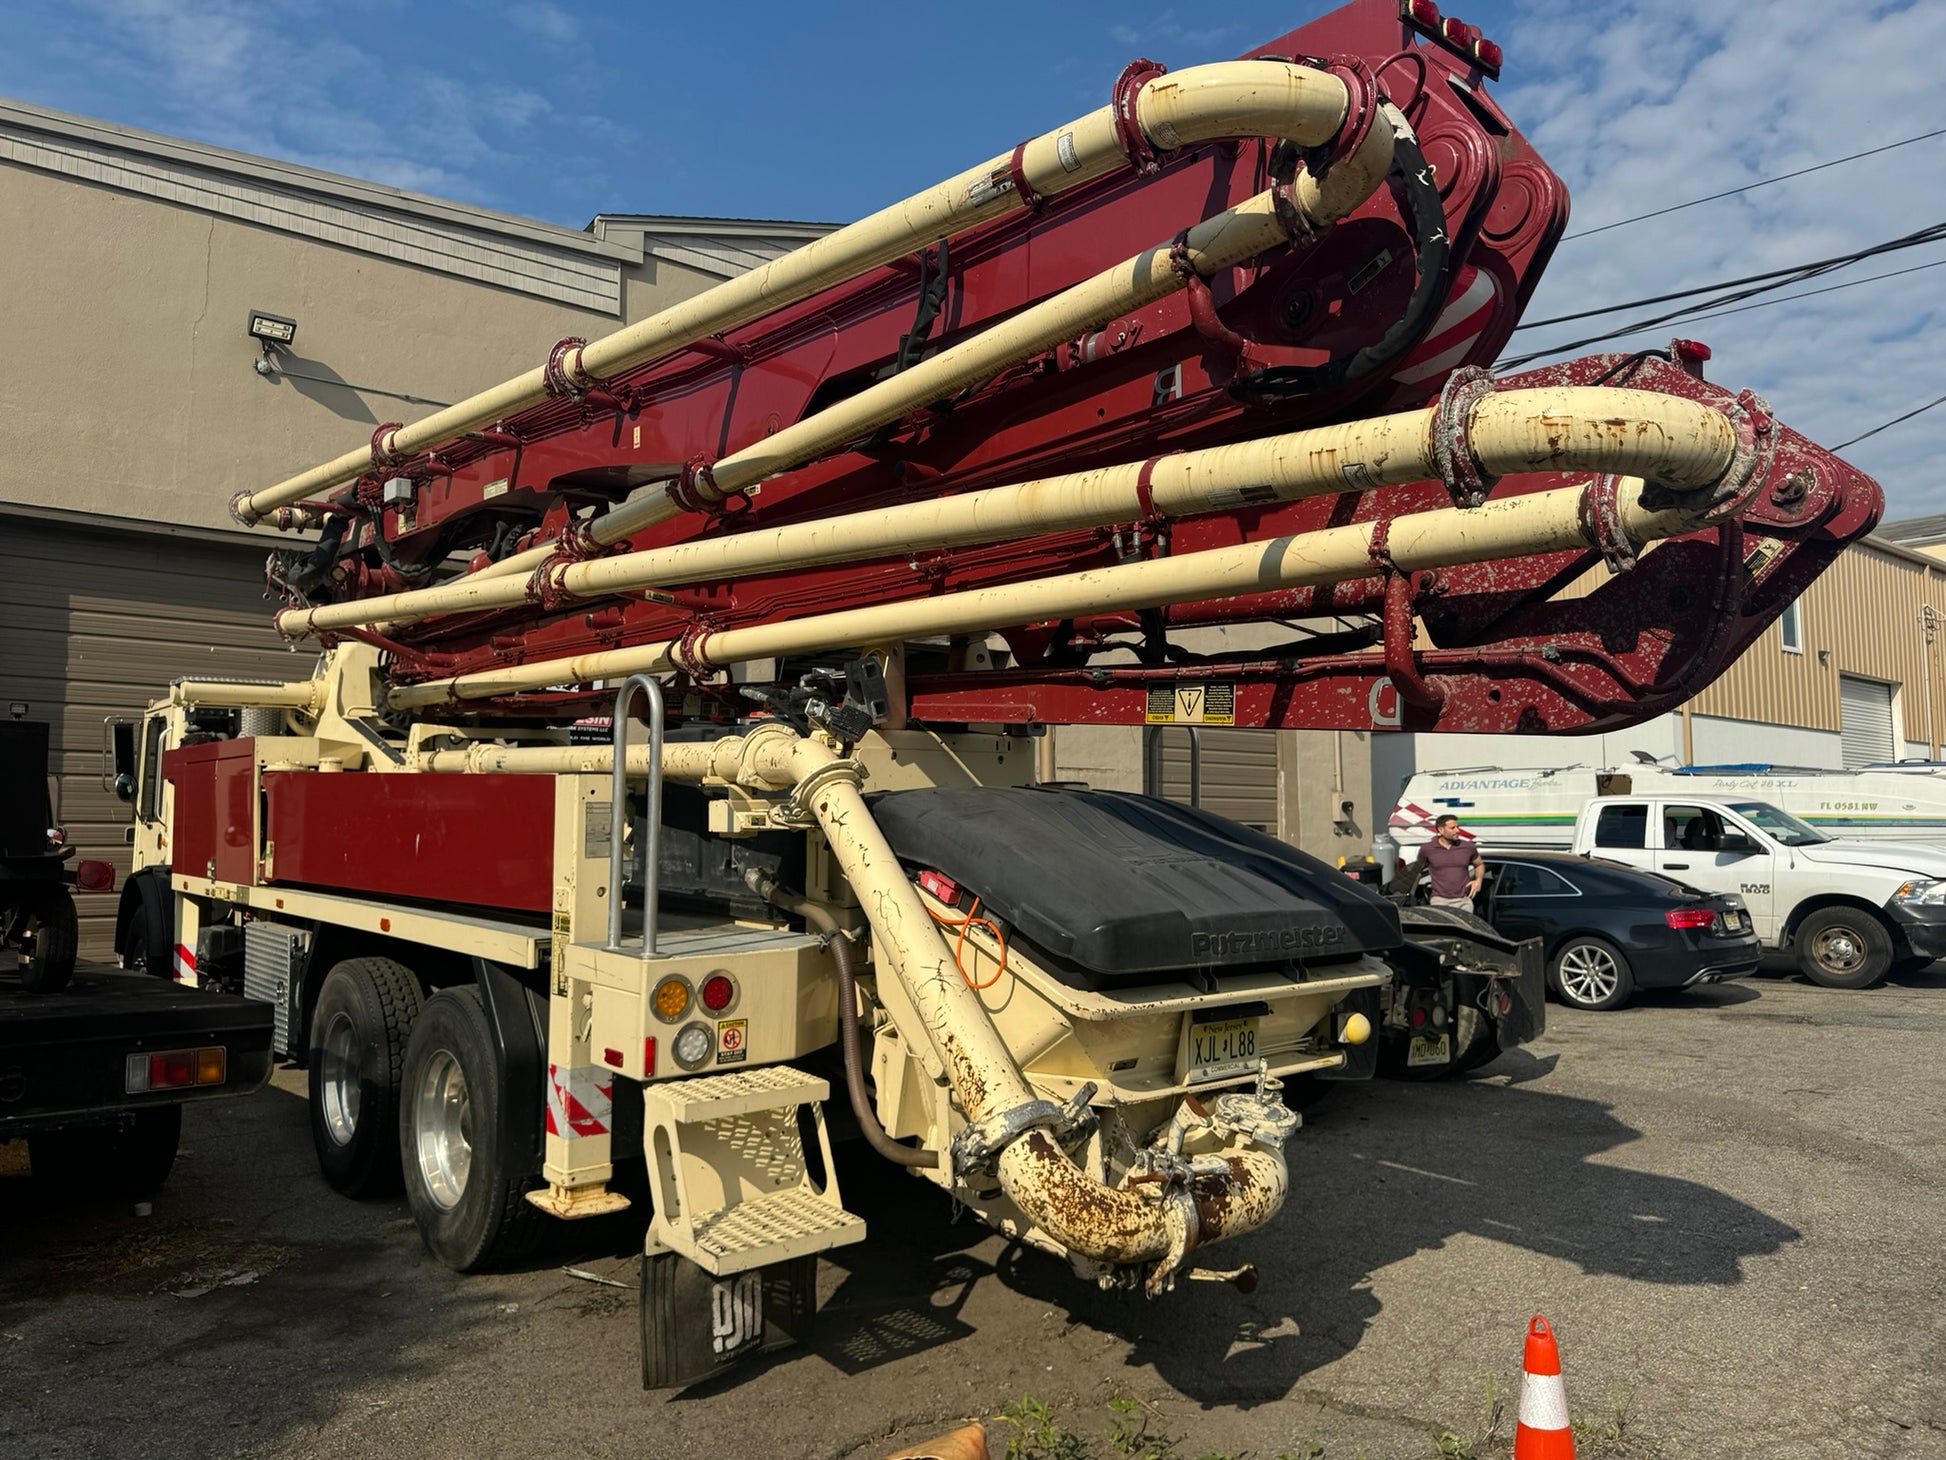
left=1794, top=908, right=1891, bottom=990
left=1549, top=936, right=1634, bottom=1011
left=308, top=957, right=424, bottom=1197
left=400, top=987, right=541, bottom=1272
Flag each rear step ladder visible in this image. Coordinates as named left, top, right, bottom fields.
left=641, top=1063, right=866, bottom=1274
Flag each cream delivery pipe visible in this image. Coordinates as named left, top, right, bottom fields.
left=279, top=386, right=1739, bottom=639
left=233, top=59, right=1371, bottom=528
left=393, top=109, right=1402, bottom=604
left=386, top=478, right=1699, bottom=711
left=169, top=678, right=323, bottom=713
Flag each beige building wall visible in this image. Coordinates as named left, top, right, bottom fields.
left=0, top=163, right=725, bottom=534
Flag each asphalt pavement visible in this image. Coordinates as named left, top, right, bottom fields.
left=4, top=958, right=1944, bottom=1460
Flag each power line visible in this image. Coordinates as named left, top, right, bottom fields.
left=1664, top=257, right=1946, bottom=327
left=1498, top=223, right=1946, bottom=368
left=1562, top=127, right=1946, bottom=241
left=1513, top=223, right=1946, bottom=331
left=1833, top=393, right=1946, bottom=452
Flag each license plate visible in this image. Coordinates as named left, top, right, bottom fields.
left=1725, top=910, right=1746, bottom=930
left=1406, top=1033, right=1451, bottom=1068
left=1187, top=1015, right=1259, bottom=1081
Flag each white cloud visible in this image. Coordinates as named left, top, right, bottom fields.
left=1494, top=0, right=1946, bottom=518
left=505, top=2, right=578, bottom=46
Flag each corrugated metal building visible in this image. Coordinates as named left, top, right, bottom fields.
left=0, top=97, right=829, bottom=955
left=1370, top=530, right=1946, bottom=820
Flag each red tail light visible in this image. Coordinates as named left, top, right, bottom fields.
left=75, top=859, right=115, bottom=892
left=1665, top=908, right=1717, bottom=930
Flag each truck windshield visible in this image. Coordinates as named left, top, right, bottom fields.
left=1728, top=801, right=1827, bottom=846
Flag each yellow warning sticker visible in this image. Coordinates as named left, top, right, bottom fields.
left=1145, top=683, right=1235, bottom=725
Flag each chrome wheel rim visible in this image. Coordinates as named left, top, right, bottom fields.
left=414, top=1049, right=472, bottom=1211
left=1558, top=944, right=1621, bottom=1005
left=318, top=1010, right=360, bottom=1147
left=1811, top=926, right=1864, bottom=974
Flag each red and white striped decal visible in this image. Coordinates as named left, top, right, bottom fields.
left=1389, top=799, right=1435, bottom=830
left=544, top=1064, right=613, bottom=1139
left=1390, top=265, right=1500, bottom=388
left=172, top=943, right=196, bottom=982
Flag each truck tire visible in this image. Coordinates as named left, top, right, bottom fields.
left=17, top=884, right=77, bottom=995
left=400, top=986, right=541, bottom=1272
left=30, top=1105, right=182, bottom=1199
left=1794, top=908, right=1891, bottom=990
left=1548, top=936, right=1635, bottom=1011
left=119, top=873, right=172, bottom=978
left=309, top=957, right=424, bottom=1198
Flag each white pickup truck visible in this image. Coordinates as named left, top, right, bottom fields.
left=1568, top=795, right=1946, bottom=989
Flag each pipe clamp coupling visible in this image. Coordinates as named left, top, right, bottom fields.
left=951, top=1082, right=1098, bottom=1175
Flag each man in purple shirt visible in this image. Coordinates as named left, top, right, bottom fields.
left=1410, top=814, right=1484, bottom=911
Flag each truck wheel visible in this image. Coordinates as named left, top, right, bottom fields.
left=30, top=1106, right=182, bottom=1199
left=400, top=986, right=541, bottom=1272
left=309, top=957, right=424, bottom=1198
left=1794, top=908, right=1891, bottom=990
left=1549, top=937, right=1634, bottom=1011
left=17, top=885, right=78, bottom=995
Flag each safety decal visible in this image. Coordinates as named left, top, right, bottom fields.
left=544, top=1063, right=613, bottom=1138
left=1144, top=682, right=1235, bottom=725
left=173, top=943, right=196, bottom=982
left=716, top=1018, right=748, bottom=1066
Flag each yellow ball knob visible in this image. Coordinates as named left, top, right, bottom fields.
left=1341, top=1011, right=1372, bottom=1046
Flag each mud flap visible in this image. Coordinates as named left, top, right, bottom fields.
left=1318, top=983, right=1382, bottom=1081
left=1492, top=938, right=1547, bottom=1051
left=641, top=1251, right=818, bottom=1390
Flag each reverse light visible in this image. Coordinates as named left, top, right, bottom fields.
left=672, top=1021, right=713, bottom=1070
left=700, top=972, right=737, bottom=1013
left=651, top=974, right=692, bottom=1023
left=126, top=1046, right=225, bottom=1093
left=1665, top=907, right=1718, bottom=930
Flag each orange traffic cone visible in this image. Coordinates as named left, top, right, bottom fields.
left=1513, top=1314, right=1574, bottom=1459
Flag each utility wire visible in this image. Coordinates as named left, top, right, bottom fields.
left=1498, top=223, right=1946, bottom=368
left=1673, top=257, right=1946, bottom=326
left=1562, top=127, right=1946, bottom=241
left=1513, top=222, right=1946, bottom=331
left=1833, top=393, right=1946, bottom=452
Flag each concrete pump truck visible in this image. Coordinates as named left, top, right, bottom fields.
left=110, top=0, right=1880, bottom=1387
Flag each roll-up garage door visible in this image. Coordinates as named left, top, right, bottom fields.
left=1839, top=674, right=1896, bottom=769
left=0, top=513, right=297, bottom=956
left=1149, top=726, right=1281, bottom=833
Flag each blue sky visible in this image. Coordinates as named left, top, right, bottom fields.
left=3, top=0, right=1943, bottom=515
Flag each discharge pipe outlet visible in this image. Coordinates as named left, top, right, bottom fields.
left=234, top=59, right=1378, bottom=528
left=283, top=384, right=1741, bottom=639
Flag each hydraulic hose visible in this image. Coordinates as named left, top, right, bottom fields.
left=751, top=871, right=939, bottom=1169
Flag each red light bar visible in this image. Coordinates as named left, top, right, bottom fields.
left=1402, top=0, right=1440, bottom=28
left=1402, top=1, right=1501, bottom=78
left=1665, top=908, right=1718, bottom=930
left=1473, top=36, right=1504, bottom=77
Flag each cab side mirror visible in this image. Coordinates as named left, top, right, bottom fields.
left=114, top=772, right=135, bottom=803
left=1718, top=831, right=1757, bottom=856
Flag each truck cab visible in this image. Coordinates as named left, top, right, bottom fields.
left=1571, top=794, right=1946, bottom=988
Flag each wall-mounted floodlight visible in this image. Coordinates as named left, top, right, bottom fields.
left=247, top=310, right=297, bottom=347
left=8, top=701, right=27, bottom=720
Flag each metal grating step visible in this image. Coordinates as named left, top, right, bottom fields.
left=691, top=1186, right=867, bottom=1270
left=651, top=1065, right=829, bottom=1123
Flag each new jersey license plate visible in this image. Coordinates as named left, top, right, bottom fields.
left=1187, top=1015, right=1259, bottom=1082
left=1406, top=1033, right=1451, bottom=1068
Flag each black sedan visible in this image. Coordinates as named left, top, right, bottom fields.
left=1477, top=854, right=1761, bottom=1011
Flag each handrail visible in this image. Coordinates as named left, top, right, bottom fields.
left=606, top=675, right=666, bottom=957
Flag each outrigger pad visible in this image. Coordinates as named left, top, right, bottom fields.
left=640, top=1252, right=817, bottom=1390
left=869, top=786, right=1401, bottom=984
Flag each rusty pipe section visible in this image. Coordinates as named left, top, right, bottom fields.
left=386, top=475, right=1714, bottom=711
left=282, top=385, right=1741, bottom=639
left=677, top=726, right=1289, bottom=1289
left=234, top=59, right=1372, bottom=528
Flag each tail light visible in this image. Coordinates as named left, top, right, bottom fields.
left=700, top=972, right=737, bottom=1013
left=75, top=859, right=115, bottom=892
left=1665, top=908, right=1718, bottom=930
left=126, top=1046, right=226, bottom=1093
